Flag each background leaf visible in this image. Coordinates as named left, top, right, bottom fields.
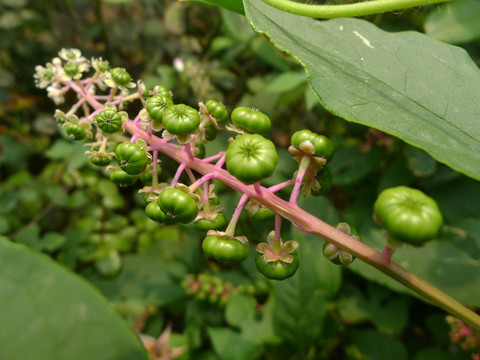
left=348, top=228, right=480, bottom=307
left=270, top=236, right=337, bottom=352
left=244, top=0, right=480, bottom=180
left=425, top=0, right=480, bottom=44
left=0, top=238, right=149, bottom=360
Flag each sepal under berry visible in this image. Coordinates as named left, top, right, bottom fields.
left=323, top=223, right=361, bottom=265
left=255, top=231, right=299, bottom=280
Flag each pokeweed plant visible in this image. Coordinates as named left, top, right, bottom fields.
left=35, top=48, right=480, bottom=330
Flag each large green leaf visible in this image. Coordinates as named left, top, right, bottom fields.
left=271, top=237, right=334, bottom=352
left=425, top=0, right=480, bottom=44
left=0, top=238, right=149, bottom=360
left=244, top=0, right=480, bottom=180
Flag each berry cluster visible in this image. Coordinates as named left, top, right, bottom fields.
left=181, top=272, right=255, bottom=306
left=36, top=48, right=443, bottom=281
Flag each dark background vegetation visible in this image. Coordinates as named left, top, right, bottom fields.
left=1, top=0, right=479, bottom=359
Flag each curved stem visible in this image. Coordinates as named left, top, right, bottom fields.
left=261, top=0, right=455, bottom=18
left=124, top=120, right=480, bottom=330
left=225, top=194, right=249, bottom=237
left=289, top=156, right=310, bottom=206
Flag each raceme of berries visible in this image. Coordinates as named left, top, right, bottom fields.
left=36, top=49, right=446, bottom=284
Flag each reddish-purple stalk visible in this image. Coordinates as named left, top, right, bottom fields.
left=67, top=78, right=480, bottom=330
left=225, top=194, right=249, bottom=237
left=123, top=120, right=480, bottom=330
left=289, top=156, right=310, bottom=206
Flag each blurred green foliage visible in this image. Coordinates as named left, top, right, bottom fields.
left=1, top=0, right=480, bottom=359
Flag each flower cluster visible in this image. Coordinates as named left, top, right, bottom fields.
left=181, top=272, right=255, bottom=306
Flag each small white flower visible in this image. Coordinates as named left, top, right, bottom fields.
left=47, top=85, right=66, bottom=105
left=58, top=48, right=86, bottom=63
left=91, top=57, right=110, bottom=73
left=137, top=80, right=146, bottom=96
left=34, top=64, right=54, bottom=88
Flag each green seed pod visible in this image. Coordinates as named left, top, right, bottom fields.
left=115, top=142, right=149, bottom=175
left=65, top=124, right=86, bottom=140
left=146, top=95, right=174, bottom=122
left=95, top=109, right=123, bottom=133
left=64, top=61, right=79, bottom=76
left=110, top=67, right=131, bottom=86
left=90, top=154, right=111, bottom=167
left=162, top=104, right=201, bottom=136
left=109, top=169, right=137, bottom=187
left=231, top=107, right=271, bottom=134
left=205, top=100, right=229, bottom=125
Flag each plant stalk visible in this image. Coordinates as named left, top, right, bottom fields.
left=260, top=0, right=456, bottom=18
left=124, top=120, right=480, bottom=331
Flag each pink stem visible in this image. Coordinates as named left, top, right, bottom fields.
left=123, top=119, right=480, bottom=331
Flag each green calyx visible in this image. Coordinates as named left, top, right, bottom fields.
left=323, top=223, right=361, bottom=266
